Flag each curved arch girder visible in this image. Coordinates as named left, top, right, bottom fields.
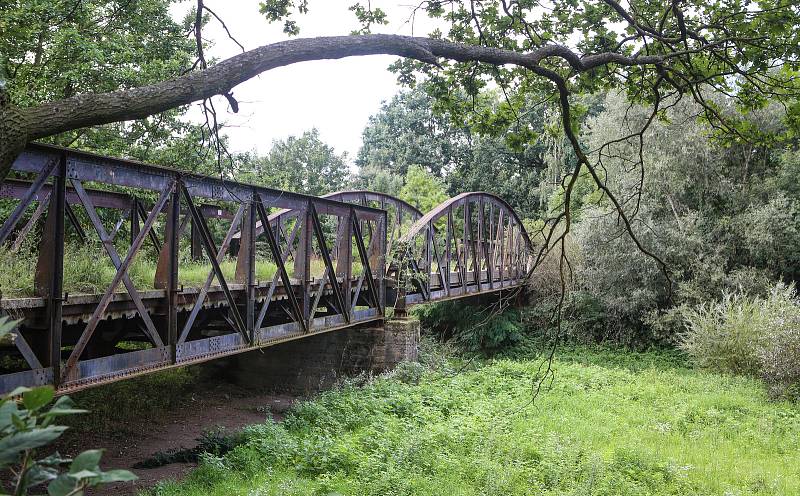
left=393, top=192, right=533, bottom=307
left=234, top=190, right=422, bottom=246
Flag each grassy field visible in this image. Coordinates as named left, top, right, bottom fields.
left=145, top=339, right=800, bottom=496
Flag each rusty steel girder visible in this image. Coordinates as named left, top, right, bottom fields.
left=0, top=143, right=387, bottom=395
left=0, top=144, right=532, bottom=395
left=392, top=192, right=535, bottom=312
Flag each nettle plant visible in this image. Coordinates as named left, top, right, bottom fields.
left=0, top=317, right=136, bottom=496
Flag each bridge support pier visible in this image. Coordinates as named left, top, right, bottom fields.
left=211, top=318, right=420, bottom=395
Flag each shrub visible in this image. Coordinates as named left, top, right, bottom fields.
left=680, top=283, right=800, bottom=399
left=679, top=292, right=769, bottom=375
left=0, top=317, right=136, bottom=494
left=413, top=300, right=522, bottom=353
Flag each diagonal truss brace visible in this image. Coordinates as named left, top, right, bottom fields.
left=177, top=204, right=246, bottom=344
left=181, top=185, right=249, bottom=343
left=309, top=203, right=348, bottom=324
left=254, top=198, right=308, bottom=334
left=71, top=179, right=163, bottom=347
left=62, top=183, right=173, bottom=381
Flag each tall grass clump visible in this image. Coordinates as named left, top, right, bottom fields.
left=681, top=282, right=800, bottom=400
left=0, top=246, right=36, bottom=297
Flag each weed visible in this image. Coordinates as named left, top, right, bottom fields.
left=150, top=340, right=800, bottom=496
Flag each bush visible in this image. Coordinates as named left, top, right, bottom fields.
left=679, top=293, right=769, bottom=375
left=680, top=283, right=800, bottom=400
left=0, top=316, right=137, bottom=494
left=413, top=300, right=523, bottom=353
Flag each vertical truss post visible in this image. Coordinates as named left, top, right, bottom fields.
left=166, top=183, right=180, bottom=359
left=462, top=201, right=469, bottom=291
left=245, top=199, right=257, bottom=340
left=445, top=207, right=452, bottom=296
left=130, top=198, right=140, bottom=246
left=378, top=212, right=386, bottom=313
left=298, top=206, right=312, bottom=330
left=191, top=218, right=203, bottom=260
left=335, top=212, right=353, bottom=315
left=499, top=212, right=506, bottom=288
left=425, top=221, right=433, bottom=296
left=477, top=197, right=484, bottom=291
left=36, top=154, right=66, bottom=386
left=487, top=202, right=494, bottom=289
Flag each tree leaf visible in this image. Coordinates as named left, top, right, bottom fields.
left=19, top=463, right=59, bottom=491
left=0, top=400, right=19, bottom=431
left=93, top=469, right=137, bottom=484
left=47, top=474, right=80, bottom=496
left=69, top=449, right=103, bottom=474
left=69, top=469, right=99, bottom=480
left=23, top=386, right=54, bottom=412
left=0, top=426, right=68, bottom=465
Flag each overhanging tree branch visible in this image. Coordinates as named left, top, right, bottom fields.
left=1, top=30, right=782, bottom=178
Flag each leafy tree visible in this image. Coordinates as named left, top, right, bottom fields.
left=0, top=0, right=798, bottom=296
left=351, top=164, right=404, bottom=197
left=239, top=129, right=348, bottom=196
left=563, top=92, right=800, bottom=345
left=0, top=0, right=218, bottom=171
left=357, top=85, right=471, bottom=177
left=399, top=165, right=449, bottom=213
left=356, top=85, right=548, bottom=217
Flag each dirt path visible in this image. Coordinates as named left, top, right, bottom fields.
left=53, top=376, right=299, bottom=496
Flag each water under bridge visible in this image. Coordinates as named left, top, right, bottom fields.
left=0, top=144, right=534, bottom=395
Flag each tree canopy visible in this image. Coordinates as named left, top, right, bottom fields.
left=1, top=0, right=799, bottom=283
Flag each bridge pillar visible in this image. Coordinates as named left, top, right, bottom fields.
left=210, top=318, right=420, bottom=395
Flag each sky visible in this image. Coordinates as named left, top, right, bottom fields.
left=170, top=1, right=439, bottom=164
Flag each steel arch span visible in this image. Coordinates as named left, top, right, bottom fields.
left=390, top=192, right=534, bottom=311
left=0, top=145, right=534, bottom=395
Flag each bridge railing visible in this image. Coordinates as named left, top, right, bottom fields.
left=0, top=143, right=386, bottom=394
left=392, top=192, right=534, bottom=312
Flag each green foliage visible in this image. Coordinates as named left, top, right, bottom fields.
left=136, top=427, right=249, bottom=469
left=560, top=93, right=800, bottom=346
left=398, top=165, right=448, bottom=213
left=0, top=241, right=281, bottom=298
left=356, top=85, right=471, bottom=178
left=238, top=128, right=349, bottom=196
left=413, top=301, right=522, bottom=352
left=681, top=283, right=800, bottom=400
left=356, top=85, right=546, bottom=218
left=351, top=165, right=403, bottom=197
left=152, top=341, right=800, bottom=496
left=0, top=0, right=216, bottom=170
left=0, top=316, right=136, bottom=495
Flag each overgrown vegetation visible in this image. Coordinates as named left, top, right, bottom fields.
left=0, top=317, right=136, bottom=495
left=413, top=300, right=523, bottom=353
left=148, top=338, right=800, bottom=496
left=680, top=283, right=800, bottom=401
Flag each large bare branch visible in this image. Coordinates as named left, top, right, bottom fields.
left=0, top=32, right=756, bottom=178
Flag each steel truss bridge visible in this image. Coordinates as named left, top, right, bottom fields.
left=0, top=144, right=534, bottom=394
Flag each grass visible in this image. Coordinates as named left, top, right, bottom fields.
left=0, top=244, right=341, bottom=298
left=146, top=338, right=800, bottom=496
